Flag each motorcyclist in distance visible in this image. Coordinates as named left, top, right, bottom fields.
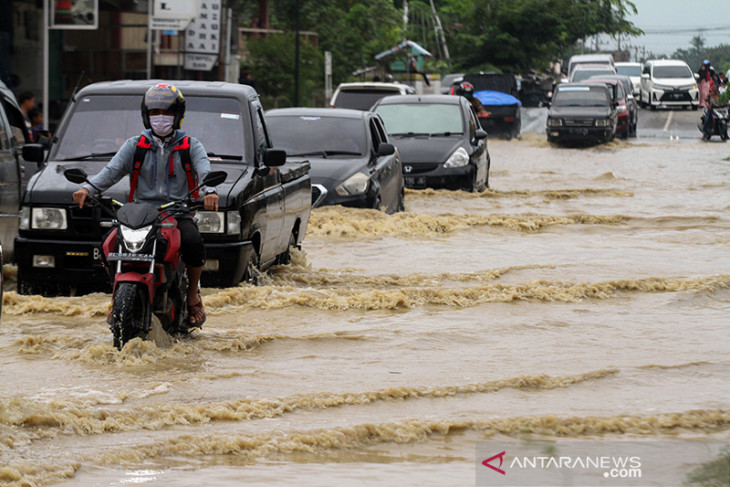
left=451, top=81, right=488, bottom=117
left=72, top=83, right=218, bottom=327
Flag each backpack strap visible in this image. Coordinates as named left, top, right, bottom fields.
left=170, top=136, right=198, bottom=199
left=129, top=135, right=152, bottom=202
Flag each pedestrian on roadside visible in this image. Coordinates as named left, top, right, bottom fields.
left=697, top=60, right=715, bottom=107
left=18, top=91, right=35, bottom=140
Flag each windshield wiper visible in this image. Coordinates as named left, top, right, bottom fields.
left=59, top=151, right=118, bottom=161
left=288, top=150, right=361, bottom=158
left=429, top=132, right=462, bottom=137
left=390, top=132, right=430, bottom=137
left=207, top=152, right=242, bottom=161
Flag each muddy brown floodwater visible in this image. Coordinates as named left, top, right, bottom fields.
left=1, top=121, right=730, bottom=486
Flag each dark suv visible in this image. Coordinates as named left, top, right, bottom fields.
left=546, top=83, right=617, bottom=143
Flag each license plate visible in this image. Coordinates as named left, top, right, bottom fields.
left=107, top=252, right=154, bottom=262
left=405, top=177, right=426, bottom=188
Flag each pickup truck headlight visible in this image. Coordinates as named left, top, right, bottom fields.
left=547, top=118, right=563, bottom=127
left=195, top=211, right=225, bottom=234
left=31, top=207, right=67, bottom=230
left=595, top=119, right=612, bottom=127
left=20, top=207, right=30, bottom=230
left=443, top=147, right=469, bottom=168
left=616, top=105, right=627, bottom=113
left=336, top=172, right=369, bottom=196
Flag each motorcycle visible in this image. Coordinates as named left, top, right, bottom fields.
left=698, top=105, right=729, bottom=141
left=64, top=168, right=227, bottom=349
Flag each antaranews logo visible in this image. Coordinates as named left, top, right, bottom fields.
left=482, top=451, right=506, bottom=475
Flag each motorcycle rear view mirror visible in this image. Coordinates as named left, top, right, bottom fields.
left=64, top=168, right=89, bottom=184
left=203, top=171, right=227, bottom=187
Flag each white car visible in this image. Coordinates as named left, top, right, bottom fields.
left=329, top=82, right=415, bottom=110
left=615, top=62, right=642, bottom=95
left=640, top=59, right=699, bottom=110
left=569, top=64, right=617, bottom=83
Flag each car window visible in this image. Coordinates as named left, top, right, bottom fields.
left=653, top=65, right=692, bottom=79
left=372, top=117, right=389, bottom=143
left=333, top=90, right=400, bottom=110
left=53, top=95, right=248, bottom=162
left=616, top=65, right=642, bottom=77
left=374, top=103, right=464, bottom=135
left=572, top=69, right=615, bottom=83
left=266, top=115, right=366, bottom=156
left=553, top=86, right=609, bottom=107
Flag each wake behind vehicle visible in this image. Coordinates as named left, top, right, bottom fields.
left=16, top=80, right=311, bottom=295
left=64, top=168, right=226, bottom=349
left=372, top=94, right=490, bottom=191
left=266, top=107, right=405, bottom=213
left=546, top=83, right=618, bottom=144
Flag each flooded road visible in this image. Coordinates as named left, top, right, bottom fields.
left=2, top=107, right=729, bottom=486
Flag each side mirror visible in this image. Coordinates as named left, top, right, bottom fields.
left=694, top=73, right=700, bottom=80
left=203, top=170, right=227, bottom=187
left=611, top=101, right=618, bottom=109
left=376, top=142, right=395, bottom=156
left=22, top=143, right=45, bottom=163
left=263, top=148, right=286, bottom=167
left=475, top=129, right=488, bottom=140
left=63, top=168, right=89, bottom=184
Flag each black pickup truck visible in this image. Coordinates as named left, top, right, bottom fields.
left=16, top=80, right=311, bottom=295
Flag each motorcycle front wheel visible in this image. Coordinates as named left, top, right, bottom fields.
left=111, top=282, right=148, bottom=350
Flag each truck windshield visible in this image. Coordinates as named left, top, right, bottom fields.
left=553, top=87, right=609, bottom=107
left=267, top=115, right=366, bottom=157
left=54, top=95, right=247, bottom=162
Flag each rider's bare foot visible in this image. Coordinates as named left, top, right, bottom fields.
left=187, top=294, right=206, bottom=327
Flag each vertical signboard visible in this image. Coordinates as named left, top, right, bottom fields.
left=50, top=0, right=98, bottom=30
left=184, top=0, right=222, bottom=71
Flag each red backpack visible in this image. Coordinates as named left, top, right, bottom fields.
left=129, top=135, right=198, bottom=202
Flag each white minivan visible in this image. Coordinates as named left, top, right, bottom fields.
left=639, top=59, right=699, bottom=110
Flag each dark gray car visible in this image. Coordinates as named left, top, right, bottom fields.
left=371, top=94, right=490, bottom=192
left=0, top=80, right=33, bottom=261
left=546, top=83, right=618, bottom=144
left=266, top=108, right=404, bottom=213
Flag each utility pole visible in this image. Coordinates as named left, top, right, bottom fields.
left=294, top=0, right=300, bottom=106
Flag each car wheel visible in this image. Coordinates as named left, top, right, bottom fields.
left=243, top=249, right=260, bottom=285
left=397, top=188, right=405, bottom=212
left=692, top=104, right=698, bottom=111
left=277, top=231, right=297, bottom=266
left=372, top=195, right=382, bottom=211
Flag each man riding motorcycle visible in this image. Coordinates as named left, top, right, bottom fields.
left=72, top=83, right=218, bottom=327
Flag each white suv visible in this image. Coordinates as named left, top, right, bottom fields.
left=640, top=60, right=698, bottom=110
left=329, top=82, right=415, bottom=110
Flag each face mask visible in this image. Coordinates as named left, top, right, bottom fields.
left=149, top=115, right=175, bottom=137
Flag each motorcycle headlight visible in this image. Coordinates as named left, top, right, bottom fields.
left=120, top=225, right=152, bottom=253
left=547, top=118, right=563, bottom=127
left=336, top=172, right=369, bottom=196
left=595, top=119, right=612, bottom=127
left=443, top=147, right=469, bottom=168
left=31, top=207, right=67, bottom=230
left=195, top=211, right=225, bottom=234
left=19, top=207, right=30, bottom=230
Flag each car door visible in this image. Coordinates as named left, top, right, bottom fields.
left=368, top=115, right=399, bottom=212
left=253, top=105, right=285, bottom=264
left=0, top=102, right=21, bottom=259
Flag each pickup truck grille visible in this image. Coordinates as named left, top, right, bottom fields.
left=69, top=206, right=113, bottom=238
left=564, top=119, right=595, bottom=127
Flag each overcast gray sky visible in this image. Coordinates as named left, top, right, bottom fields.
left=627, top=0, right=730, bottom=57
